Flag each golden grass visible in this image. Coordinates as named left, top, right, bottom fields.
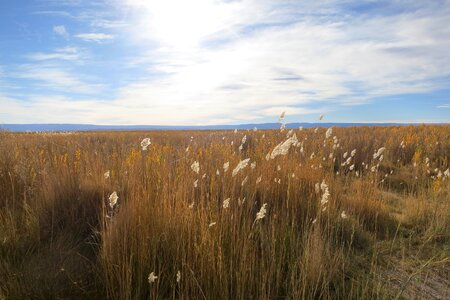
left=0, top=126, right=449, bottom=299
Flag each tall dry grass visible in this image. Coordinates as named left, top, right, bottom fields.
left=0, top=126, right=449, bottom=299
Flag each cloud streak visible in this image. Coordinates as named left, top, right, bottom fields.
left=13, top=62, right=105, bottom=94
left=25, top=47, right=85, bottom=61
left=75, top=33, right=115, bottom=42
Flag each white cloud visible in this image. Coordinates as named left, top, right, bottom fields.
left=25, top=47, right=84, bottom=61
left=437, top=104, right=450, bottom=108
left=90, top=19, right=129, bottom=29
left=75, top=33, right=115, bottom=42
left=14, top=63, right=105, bottom=94
left=53, top=25, right=69, bottom=38
left=90, top=0, right=447, bottom=125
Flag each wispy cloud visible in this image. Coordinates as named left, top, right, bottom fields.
left=25, top=47, right=84, bottom=61
left=32, top=10, right=75, bottom=18
left=53, top=25, right=69, bottom=38
left=437, top=104, right=450, bottom=108
left=14, top=63, right=105, bottom=94
left=90, top=19, right=128, bottom=29
left=75, top=33, right=115, bottom=42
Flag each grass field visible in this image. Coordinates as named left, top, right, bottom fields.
left=0, top=125, right=449, bottom=299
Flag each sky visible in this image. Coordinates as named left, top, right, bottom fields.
left=0, top=0, right=449, bottom=125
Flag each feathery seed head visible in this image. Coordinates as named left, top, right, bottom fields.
left=256, top=203, right=267, bottom=221
left=232, top=158, right=250, bottom=177
left=141, top=138, right=151, bottom=150
left=191, top=161, right=200, bottom=174
left=148, top=272, right=158, bottom=284
left=108, top=192, right=118, bottom=209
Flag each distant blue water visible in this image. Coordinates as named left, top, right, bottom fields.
left=0, top=122, right=442, bottom=132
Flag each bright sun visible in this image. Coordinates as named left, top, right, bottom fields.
left=128, top=0, right=239, bottom=48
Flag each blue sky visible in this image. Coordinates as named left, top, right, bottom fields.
left=0, top=0, right=449, bottom=125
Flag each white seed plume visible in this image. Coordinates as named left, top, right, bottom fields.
left=141, top=138, right=151, bottom=150
left=320, top=180, right=330, bottom=205
left=256, top=176, right=262, bottom=184
left=109, top=192, right=118, bottom=208
left=279, top=111, right=286, bottom=122
left=344, top=157, right=352, bottom=166
left=255, top=203, right=267, bottom=221
left=176, top=271, right=181, bottom=283
left=373, top=147, right=386, bottom=159
left=315, top=183, right=320, bottom=194
left=193, top=180, right=198, bottom=188
left=209, top=222, right=216, bottom=227
left=216, top=169, right=220, bottom=176
left=250, top=162, right=256, bottom=169
left=188, top=202, right=194, bottom=209
left=444, top=168, right=449, bottom=177
left=191, top=161, right=200, bottom=174
left=148, top=272, right=158, bottom=284
left=270, top=134, right=298, bottom=159
left=223, top=198, right=230, bottom=208
left=287, top=129, right=293, bottom=137
left=325, top=127, right=333, bottom=139
left=104, top=170, right=110, bottom=179
left=341, top=211, right=348, bottom=219
left=343, top=152, right=348, bottom=159
left=232, top=158, right=250, bottom=177
left=234, top=129, right=238, bottom=134
left=242, top=135, right=247, bottom=144
left=253, top=127, right=257, bottom=132
left=319, top=114, right=324, bottom=120
left=349, top=164, right=355, bottom=171
left=223, top=161, right=230, bottom=172
left=320, top=180, right=328, bottom=192
left=238, top=145, right=243, bottom=152
left=351, top=149, right=356, bottom=157
left=202, top=173, right=206, bottom=179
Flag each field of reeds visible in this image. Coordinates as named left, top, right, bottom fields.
left=0, top=125, right=449, bottom=299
